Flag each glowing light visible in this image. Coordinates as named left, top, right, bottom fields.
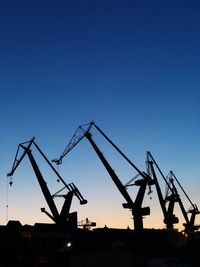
left=66, top=241, right=72, bottom=247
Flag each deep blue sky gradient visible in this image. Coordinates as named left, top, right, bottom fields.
left=0, top=0, right=200, bottom=229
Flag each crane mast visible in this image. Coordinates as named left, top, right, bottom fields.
left=53, top=122, right=153, bottom=231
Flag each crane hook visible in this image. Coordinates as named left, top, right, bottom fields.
left=9, top=177, right=13, bottom=187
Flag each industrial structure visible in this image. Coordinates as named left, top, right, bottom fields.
left=1, top=121, right=199, bottom=266
left=146, top=151, right=200, bottom=234
left=53, top=121, right=154, bottom=232
left=7, top=137, right=87, bottom=229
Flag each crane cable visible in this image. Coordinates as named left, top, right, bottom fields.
left=6, top=175, right=14, bottom=223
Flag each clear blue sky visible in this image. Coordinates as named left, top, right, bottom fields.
left=0, top=0, right=199, bottom=230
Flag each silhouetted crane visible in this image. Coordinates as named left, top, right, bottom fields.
left=53, top=121, right=154, bottom=232
left=7, top=137, right=87, bottom=229
left=146, top=151, right=200, bottom=234
left=78, top=218, right=96, bottom=230
left=166, top=171, right=200, bottom=234
left=146, top=151, right=179, bottom=229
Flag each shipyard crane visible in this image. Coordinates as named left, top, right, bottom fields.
left=78, top=218, right=96, bottom=230
left=166, top=171, right=200, bottom=234
left=7, top=137, right=87, bottom=229
left=53, top=121, right=154, bottom=231
left=146, top=151, right=200, bottom=234
left=146, top=151, right=179, bottom=229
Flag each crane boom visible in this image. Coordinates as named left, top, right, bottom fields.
left=85, top=131, right=134, bottom=205
left=34, top=140, right=87, bottom=205
left=93, top=123, right=147, bottom=179
left=170, top=171, right=196, bottom=209
left=52, top=122, right=94, bottom=165
left=24, top=146, right=60, bottom=222
left=7, top=138, right=35, bottom=177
